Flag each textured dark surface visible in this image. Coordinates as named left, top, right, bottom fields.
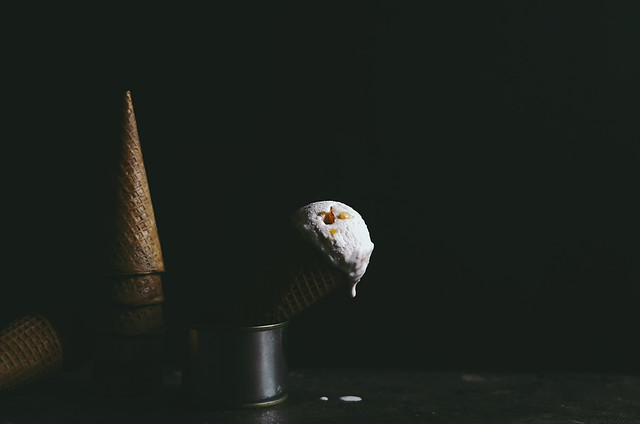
left=1, top=366, right=638, bottom=423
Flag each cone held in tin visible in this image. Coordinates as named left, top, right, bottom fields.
left=0, top=314, right=64, bottom=392
left=229, top=229, right=347, bottom=325
left=106, top=90, right=165, bottom=275
left=272, top=249, right=346, bottom=322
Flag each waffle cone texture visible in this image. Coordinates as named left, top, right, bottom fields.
left=0, top=314, right=63, bottom=392
left=273, top=246, right=346, bottom=322
left=93, top=90, right=166, bottom=334
left=230, top=230, right=347, bottom=325
left=91, top=91, right=165, bottom=394
left=96, top=273, right=165, bottom=307
left=106, top=90, right=165, bottom=275
left=92, top=304, right=165, bottom=336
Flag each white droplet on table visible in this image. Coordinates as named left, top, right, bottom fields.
left=339, top=395, right=362, bottom=402
left=320, top=396, right=329, bottom=401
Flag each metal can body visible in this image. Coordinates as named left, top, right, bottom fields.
left=184, top=321, right=288, bottom=408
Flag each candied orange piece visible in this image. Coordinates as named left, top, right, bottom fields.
left=321, top=207, right=336, bottom=224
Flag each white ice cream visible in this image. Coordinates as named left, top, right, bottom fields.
left=291, top=200, right=374, bottom=297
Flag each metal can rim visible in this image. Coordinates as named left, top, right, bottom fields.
left=188, top=320, right=289, bottom=333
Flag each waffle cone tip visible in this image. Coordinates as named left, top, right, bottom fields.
left=105, top=90, right=165, bottom=274
left=122, top=90, right=139, bottom=141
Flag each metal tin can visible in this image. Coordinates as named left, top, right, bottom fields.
left=183, top=321, right=288, bottom=408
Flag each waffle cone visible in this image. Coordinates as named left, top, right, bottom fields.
left=271, top=249, right=346, bottom=322
left=92, top=304, right=165, bottom=336
left=106, top=90, right=165, bottom=275
left=230, top=230, right=348, bottom=325
left=96, top=273, right=165, bottom=306
left=0, top=314, right=63, bottom=392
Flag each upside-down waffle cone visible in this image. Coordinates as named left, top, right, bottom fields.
left=92, top=304, right=165, bottom=336
left=230, top=229, right=348, bottom=325
left=96, top=273, right=165, bottom=306
left=106, top=90, right=165, bottom=275
left=0, top=314, right=63, bottom=392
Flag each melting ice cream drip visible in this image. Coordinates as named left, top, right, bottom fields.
left=350, top=281, right=358, bottom=298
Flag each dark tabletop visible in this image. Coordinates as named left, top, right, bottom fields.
left=1, top=366, right=639, bottom=424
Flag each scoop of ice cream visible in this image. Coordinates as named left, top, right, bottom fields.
left=291, top=200, right=374, bottom=297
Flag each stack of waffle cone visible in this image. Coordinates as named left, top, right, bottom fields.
left=92, top=91, right=166, bottom=395
left=229, top=228, right=348, bottom=326
left=0, top=314, right=63, bottom=392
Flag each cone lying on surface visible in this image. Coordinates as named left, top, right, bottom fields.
left=229, top=229, right=348, bottom=326
left=92, top=91, right=166, bottom=394
left=0, top=314, right=63, bottom=392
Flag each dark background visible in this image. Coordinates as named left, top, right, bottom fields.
left=2, top=1, right=639, bottom=373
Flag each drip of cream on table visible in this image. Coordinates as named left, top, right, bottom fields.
left=292, top=200, right=374, bottom=297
